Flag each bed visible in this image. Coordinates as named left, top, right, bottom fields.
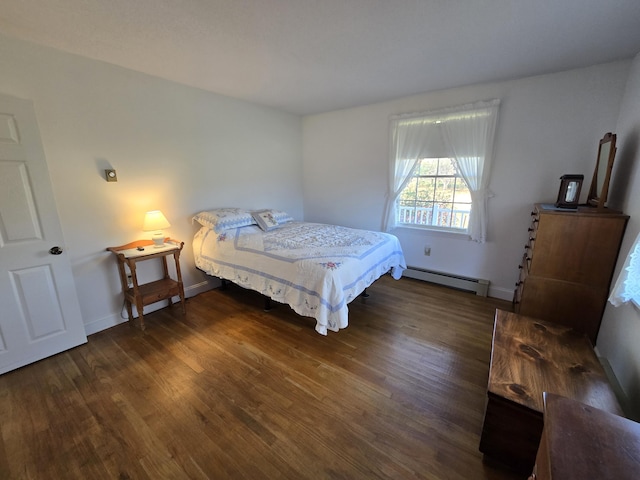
left=192, top=208, right=406, bottom=335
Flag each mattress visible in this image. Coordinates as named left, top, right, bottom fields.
left=193, top=221, right=406, bottom=334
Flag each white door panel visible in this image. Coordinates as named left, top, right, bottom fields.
left=0, top=160, right=42, bottom=244
left=0, top=93, right=87, bottom=374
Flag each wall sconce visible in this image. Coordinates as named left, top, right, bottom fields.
left=105, top=169, right=117, bottom=182
left=142, top=210, right=170, bottom=247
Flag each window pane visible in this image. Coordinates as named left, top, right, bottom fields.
left=454, top=178, right=471, bottom=202
left=415, top=203, right=433, bottom=225
left=399, top=177, right=418, bottom=203
left=418, top=158, right=438, bottom=175
left=397, top=157, right=468, bottom=232
left=431, top=202, right=447, bottom=228
left=436, top=177, right=454, bottom=202
left=397, top=201, right=415, bottom=223
left=451, top=205, right=470, bottom=229
left=437, top=158, right=456, bottom=175
left=416, top=177, right=435, bottom=202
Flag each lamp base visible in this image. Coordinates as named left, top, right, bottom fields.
left=151, top=232, right=165, bottom=248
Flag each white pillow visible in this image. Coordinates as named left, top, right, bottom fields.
left=193, top=208, right=257, bottom=233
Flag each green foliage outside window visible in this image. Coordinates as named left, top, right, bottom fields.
left=398, top=158, right=471, bottom=230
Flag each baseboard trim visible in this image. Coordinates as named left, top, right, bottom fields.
left=404, top=266, right=489, bottom=296
left=595, top=349, right=639, bottom=421
left=488, top=285, right=513, bottom=301
left=85, top=280, right=215, bottom=336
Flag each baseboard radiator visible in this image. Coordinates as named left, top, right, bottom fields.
left=404, top=266, right=489, bottom=297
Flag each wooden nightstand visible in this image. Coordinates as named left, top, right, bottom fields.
left=107, top=238, right=186, bottom=330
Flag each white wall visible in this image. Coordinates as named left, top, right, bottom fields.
left=3, top=32, right=638, bottom=414
left=597, top=52, right=640, bottom=420
left=0, top=34, right=303, bottom=334
left=303, top=62, right=631, bottom=299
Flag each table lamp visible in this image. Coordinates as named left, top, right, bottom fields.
left=143, top=210, right=170, bottom=247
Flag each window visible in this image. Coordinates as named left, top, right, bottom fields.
left=397, top=157, right=471, bottom=231
left=382, top=99, right=500, bottom=242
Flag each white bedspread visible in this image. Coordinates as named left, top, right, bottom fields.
left=193, top=221, right=406, bottom=335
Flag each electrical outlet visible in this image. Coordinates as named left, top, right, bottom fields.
left=127, top=274, right=133, bottom=287
left=424, top=246, right=431, bottom=256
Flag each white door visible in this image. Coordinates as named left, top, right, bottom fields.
left=0, top=93, right=87, bottom=374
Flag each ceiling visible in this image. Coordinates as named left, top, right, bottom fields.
left=2, top=0, right=640, bottom=116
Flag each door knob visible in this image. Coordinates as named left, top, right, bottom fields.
left=49, top=246, right=63, bottom=255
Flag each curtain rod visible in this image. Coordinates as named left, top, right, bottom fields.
left=390, top=98, right=500, bottom=122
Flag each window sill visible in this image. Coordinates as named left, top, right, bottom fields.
left=396, top=224, right=470, bottom=239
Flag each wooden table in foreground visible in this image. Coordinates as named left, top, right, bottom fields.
left=530, top=393, right=640, bottom=480
left=479, top=309, right=622, bottom=474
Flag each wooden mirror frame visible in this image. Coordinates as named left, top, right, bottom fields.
left=587, top=132, right=617, bottom=209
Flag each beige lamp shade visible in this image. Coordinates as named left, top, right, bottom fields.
left=143, top=210, right=170, bottom=247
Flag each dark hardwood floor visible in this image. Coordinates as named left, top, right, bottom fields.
left=0, top=275, right=522, bottom=480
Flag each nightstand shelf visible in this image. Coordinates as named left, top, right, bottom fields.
left=107, top=238, right=185, bottom=330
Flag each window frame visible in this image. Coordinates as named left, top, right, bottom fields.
left=383, top=99, right=499, bottom=242
left=396, top=157, right=472, bottom=234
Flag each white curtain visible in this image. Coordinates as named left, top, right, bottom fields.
left=383, top=99, right=500, bottom=241
left=609, top=231, right=640, bottom=307
left=381, top=117, right=441, bottom=231
left=440, top=99, right=500, bottom=242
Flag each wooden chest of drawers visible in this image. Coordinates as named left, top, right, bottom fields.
left=513, top=203, right=628, bottom=343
